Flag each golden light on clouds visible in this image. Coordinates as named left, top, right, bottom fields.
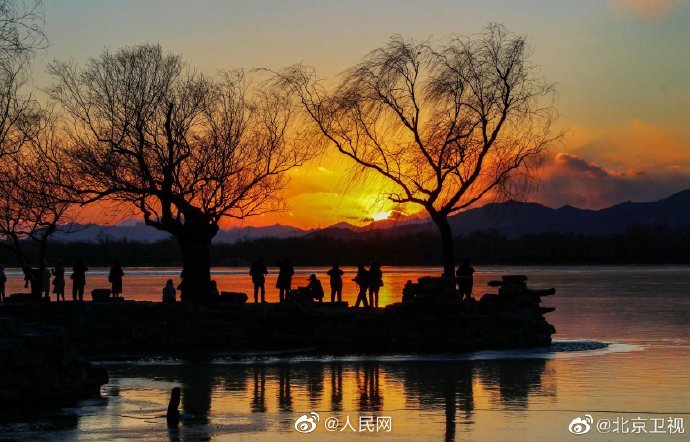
left=610, top=0, right=687, bottom=18
left=37, top=2, right=690, bottom=229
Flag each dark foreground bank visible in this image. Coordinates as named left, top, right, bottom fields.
left=0, top=275, right=555, bottom=405
left=0, top=277, right=555, bottom=357
left=0, top=317, right=108, bottom=407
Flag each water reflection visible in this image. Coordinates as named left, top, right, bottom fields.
left=330, top=364, right=343, bottom=411
left=356, top=362, right=383, bottom=412
left=0, top=358, right=555, bottom=441
left=251, top=366, right=266, bottom=413
left=475, top=359, right=555, bottom=408
left=278, top=364, right=293, bottom=412
left=115, top=358, right=551, bottom=441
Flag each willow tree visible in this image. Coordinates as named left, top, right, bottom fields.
left=274, top=24, right=558, bottom=278
left=48, top=44, right=312, bottom=302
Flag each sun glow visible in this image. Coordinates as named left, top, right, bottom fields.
left=372, top=210, right=392, bottom=221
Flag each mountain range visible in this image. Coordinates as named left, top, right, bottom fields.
left=52, top=189, right=690, bottom=243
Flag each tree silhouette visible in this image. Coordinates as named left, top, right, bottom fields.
left=48, top=44, right=312, bottom=302
left=0, top=0, right=62, bottom=295
left=273, top=24, right=558, bottom=278
left=0, top=0, right=45, bottom=160
left=0, top=114, right=76, bottom=295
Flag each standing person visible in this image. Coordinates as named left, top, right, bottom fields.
left=456, top=259, right=475, bottom=301
left=327, top=264, right=344, bottom=303
left=71, top=258, right=88, bottom=302
left=368, top=262, right=383, bottom=308
left=249, top=257, right=268, bottom=303
left=353, top=263, right=370, bottom=308
left=276, top=257, right=294, bottom=302
left=0, top=264, right=6, bottom=302
left=52, top=261, right=65, bottom=302
left=162, top=279, right=176, bottom=303
left=41, top=263, right=51, bottom=299
left=108, top=261, right=124, bottom=298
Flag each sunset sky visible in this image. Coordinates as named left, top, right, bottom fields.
left=36, top=0, right=690, bottom=228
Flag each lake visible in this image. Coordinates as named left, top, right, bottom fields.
left=1, top=265, right=689, bottom=441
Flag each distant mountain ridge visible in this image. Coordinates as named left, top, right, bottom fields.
left=51, top=189, right=690, bottom=243
left=446, top=189, right=690, bottom=238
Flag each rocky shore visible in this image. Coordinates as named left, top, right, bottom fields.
left=0, top=317, right=108, bottom=407
left=0, top=275, right=556, bottom=358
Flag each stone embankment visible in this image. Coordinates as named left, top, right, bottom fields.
left=0, top=275, right=555, bottom=358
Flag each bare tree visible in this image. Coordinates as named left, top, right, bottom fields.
left=0, top=0, right=45, bottom=160
left=47, top=44, right=313, bottom=302
left=0, top=0, right=50, bottom=297
left=0, top=0, right=44, bottom=59
left=0, top=114, right=75, bottom=297
left=273, top=24, right=559, bottom=279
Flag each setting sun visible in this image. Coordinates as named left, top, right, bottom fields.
left=372, top=211, right=392, bottom=221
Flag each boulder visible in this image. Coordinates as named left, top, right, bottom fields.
left=91, top=289, right=111, bottom=302
left=219, top=291, right=248, bottom=304
left=0, top=319, right=108, bottom=406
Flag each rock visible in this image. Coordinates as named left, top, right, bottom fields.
left=220, top=291, right=248, bottom=304
left=0, top=319, right=108, bottom=405
left=91, top=289, right=111, bottom=302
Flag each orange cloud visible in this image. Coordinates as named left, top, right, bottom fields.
left=567, top=119, right=690, bottom=174
left=609, top=0, right=687, bottom=19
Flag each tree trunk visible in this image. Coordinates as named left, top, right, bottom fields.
left=38, top=235, right=50, bottom=299
left=431, top=213, right=456, bottom=281
left=177, top=230, right=214, bottom=303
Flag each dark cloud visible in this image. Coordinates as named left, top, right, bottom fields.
left=552, top=153, right=610, bottom=178
left=535, top=152, right=690, bottom=209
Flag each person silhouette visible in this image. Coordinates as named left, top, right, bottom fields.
left=71, top=258, right=88, bottom=302
left=368, top=262, right=383, bottom=308
left=52, top=261, right=65, bottom=302
left=276, top=257, right=295, bottom=302
left=162, top=279, right=176, bottom=303
left=108, top=261, right=124, bottom=298
left=354, top=263, right=370, bottom=308
left=327, top=264, right=344, bottom=303
left=209, top=280, right=220, bottom=299
left=249, top=258, right=268, bottom=303
left=402, top=279, right=414, bottom=302
left=23, top=266, right=41, bottom=299
left=41, top=263, right=51, bottom=299
left=0, top=264, right=6, bottom=302
left=456, top=259, right=475, bottom=301
left=306, top=274, right=324, bottom=302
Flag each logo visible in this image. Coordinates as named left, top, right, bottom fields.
left=569, top=415, right=593, bottom=435
left=294, top=412, right=320, bottom=433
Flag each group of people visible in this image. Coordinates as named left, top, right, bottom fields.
left=248, top=257, right=296, bottom=303
left=0, top=258, right=476, bottom=305
left=353, top=262, right=384, bottom=307
left=248, top=258, right=385, bottom=307
left=0, top=259, right=125, bottom=302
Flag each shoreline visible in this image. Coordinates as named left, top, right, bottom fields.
left=0, top=295, right=555, bottom=359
